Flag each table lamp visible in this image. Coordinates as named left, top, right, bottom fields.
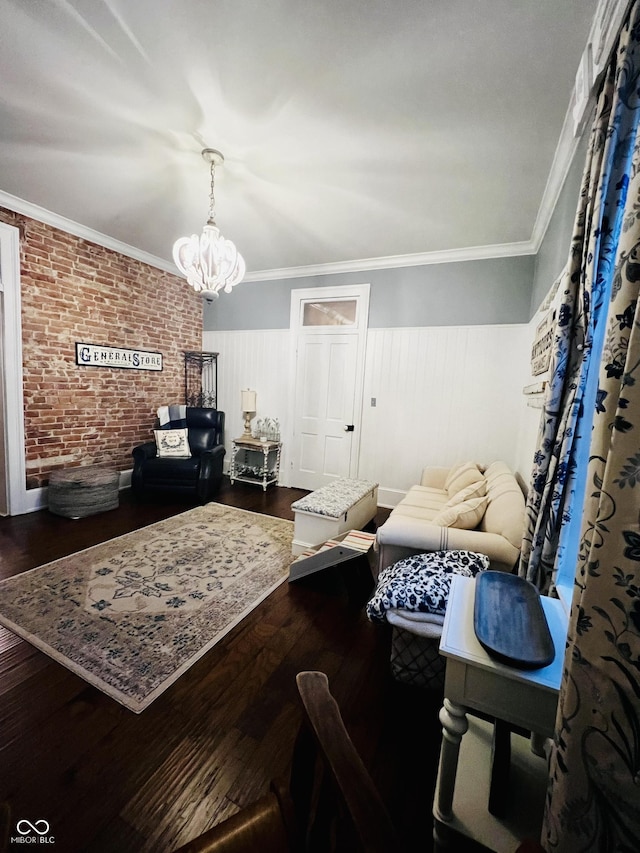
left=241, top=389, right=256, bottom=438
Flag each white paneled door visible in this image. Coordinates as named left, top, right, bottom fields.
left=289, top=285, right=369, bottom=492
left=294, top=333, right=358, bottom=489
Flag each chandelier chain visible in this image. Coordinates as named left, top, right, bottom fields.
left=172, top=145, right=245, bottom=298
left=208, top=160, right=216, bottom=224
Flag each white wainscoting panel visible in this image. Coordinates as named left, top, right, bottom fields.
left=358, top=325, right=530, bottom=504
left=205, top=324, right=533, bottom=503
left=203, top=330, right=293, bottom=483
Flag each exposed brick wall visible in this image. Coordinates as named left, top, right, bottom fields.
left=0, top=208, right=202, bottom=489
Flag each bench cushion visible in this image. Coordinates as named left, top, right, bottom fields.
left=291, top=478, right=378, bottom=518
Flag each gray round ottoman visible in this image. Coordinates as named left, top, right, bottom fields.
left=48, top=466, right=120, bottom=518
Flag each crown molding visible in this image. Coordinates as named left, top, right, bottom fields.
left=530, top=0, right=634, bottom=254
left=0, top=190, right=179, bottom=276
left=0, top=187, right=537, bottom=282
left=243, top=240, right=537, bottom=282
left=529, top=102, right=584, bottom=253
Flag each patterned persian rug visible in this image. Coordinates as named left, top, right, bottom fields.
left=0, top=503, right=294, bottom=713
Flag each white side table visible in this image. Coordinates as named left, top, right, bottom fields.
left=229, top=437, right=282, bottom=491
left=433, top=575, right=568, bottom=852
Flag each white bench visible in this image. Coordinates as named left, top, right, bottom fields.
left=291, top=478, right=379, bottom=555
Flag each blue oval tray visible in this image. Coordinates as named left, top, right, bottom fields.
left=473, top=571, right=555, bottom=669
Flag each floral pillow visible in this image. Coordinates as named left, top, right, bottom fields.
left=154, top=428, right=191, bottom=458
left=366, top=550, right=490, bottom=623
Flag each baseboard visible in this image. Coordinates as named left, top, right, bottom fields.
left=15, top=473, right=402, bottom=516
left=22, top=486, right=47, bottom=514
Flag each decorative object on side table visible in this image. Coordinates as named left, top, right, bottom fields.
left=473, top=571, right=554, bottom=669
left=253, top=417, right=280, bottom=442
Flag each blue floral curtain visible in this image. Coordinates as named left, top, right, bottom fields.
left=519, top=6, right=640, bottom=595
left=545, top=119, right=640, bottom=853
left=531, top=5, right=640, bottom=849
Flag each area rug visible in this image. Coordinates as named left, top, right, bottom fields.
left=0, top=503, right=294, bottom=713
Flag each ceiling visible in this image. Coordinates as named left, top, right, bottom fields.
left=0, top=0, right=599, bottom=281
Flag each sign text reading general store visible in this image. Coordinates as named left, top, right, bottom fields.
left=75, top=343, right=163, bottom=371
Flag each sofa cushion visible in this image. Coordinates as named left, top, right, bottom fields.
left=445, top=462, right=484, bottom=498
left=366, top=550, right=490, bottom=622
left=390, top=503, right=442, bottom=521
left=400, top=486, right=448, bottom=511
left=432, top=496, right=489, bottom=529
left=409, top=485, right=449, bottom=497
left=480, top=461, right=526, bottom=548
left=444, top=461, right=474, bottom=490
left=445, top=478, right=487, bottom=506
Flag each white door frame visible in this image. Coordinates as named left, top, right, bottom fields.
left=288, top=283, right=370, bottom=488
left=0, top=222, right=28, bottom=515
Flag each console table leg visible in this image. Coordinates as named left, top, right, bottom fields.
left=435, top=698, right=468, bottom=822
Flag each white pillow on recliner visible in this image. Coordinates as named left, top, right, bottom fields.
left=154, top=428, right=191, bottom=458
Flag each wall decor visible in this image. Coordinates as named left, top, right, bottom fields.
left=76, top=343, right=163, bottom=371
left=184, top=350, right=218, bottom=407
left=531, top=310, right=555, bottom=376
left=523, top=381, right=547, bottom=396
left=523, top=380, right=548, bottom=409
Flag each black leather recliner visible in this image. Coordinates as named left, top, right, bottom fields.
left=131, top=408, right=226, bottom=502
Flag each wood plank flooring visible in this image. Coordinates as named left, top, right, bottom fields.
left=0, top=482, right=446, bottom=852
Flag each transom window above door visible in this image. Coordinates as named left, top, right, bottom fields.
left=302, top=299, right=357, bottom=327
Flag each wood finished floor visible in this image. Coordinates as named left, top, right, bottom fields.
left=0, top=482, right=446, bottom=852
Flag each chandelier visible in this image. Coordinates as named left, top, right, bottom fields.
left=172, top=148, right=245, bottom=299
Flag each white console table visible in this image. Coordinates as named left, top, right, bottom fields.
left=433, top=575, right=568, bottom=852
left=229, top=437, right=281, bottom=491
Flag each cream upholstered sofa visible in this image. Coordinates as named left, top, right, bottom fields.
left=376, top=461, right=526, bottom=576
left=371, top=460, right=525, bottom=688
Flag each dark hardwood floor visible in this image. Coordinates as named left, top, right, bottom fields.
left=0, top=481, right=446, bottom=852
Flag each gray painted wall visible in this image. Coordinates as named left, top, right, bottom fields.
left=204, top=254, right=535, bottom=331
left=530, top=130, right=589, bottom=314
left=204, top=125, right=591, bottom=334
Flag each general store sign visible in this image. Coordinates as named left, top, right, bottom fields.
left=75, top=342, right=163, bottom=371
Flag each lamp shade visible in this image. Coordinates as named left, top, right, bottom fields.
left=241, top=389, right=256, bottom=412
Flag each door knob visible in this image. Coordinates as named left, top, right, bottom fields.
left=344, top=424, right=355, bottom=432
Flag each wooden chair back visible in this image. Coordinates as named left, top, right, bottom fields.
left=173, top=670, right=399, bottom=852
